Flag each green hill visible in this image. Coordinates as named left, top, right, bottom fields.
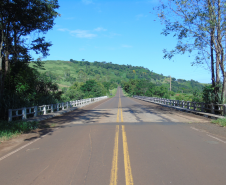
left=30, top=59, right=204, bottom=93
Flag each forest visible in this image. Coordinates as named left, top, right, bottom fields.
left=34, top=59, right=205, bottom=94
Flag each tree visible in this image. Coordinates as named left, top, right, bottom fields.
left=0, top=0, right=60, bottom=98
left=0, top=0, right=60, bottom=119
left=155, top=0, right=226, bottom=103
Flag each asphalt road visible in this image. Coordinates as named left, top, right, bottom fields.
left=1, top=87, right=226, bottom=185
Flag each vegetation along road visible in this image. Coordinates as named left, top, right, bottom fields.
left=1, top=87, right=226, bottom=185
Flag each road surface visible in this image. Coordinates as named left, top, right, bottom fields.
left=0, top=87, right=226, bottom=185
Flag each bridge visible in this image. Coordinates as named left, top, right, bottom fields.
left=1, top=87, right=226, bottom=185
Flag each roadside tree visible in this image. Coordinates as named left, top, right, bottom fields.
left=155, top=0, right=226, bottom=103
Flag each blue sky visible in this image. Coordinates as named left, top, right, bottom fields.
left=31, top=0, right=211, bottom=83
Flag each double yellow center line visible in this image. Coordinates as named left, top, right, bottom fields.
left=110, top=91, right=134, bottom=185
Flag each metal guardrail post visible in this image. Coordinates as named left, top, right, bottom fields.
left=193, top=102, right=196, bottom=111
left=34, top=106, right=38, bottom=117
left=8, top=109, right=12, bottom=122
left=211, top=103, right=214, bottom=114
left=44, top=105, right=47, bottom=115
left=51, top=104, right=54, bottom=113
left=187, top=102, right=190, bottom=109
left=22, top=107, right=27, bottom=119
left=57, top=104, right=59, bottom=111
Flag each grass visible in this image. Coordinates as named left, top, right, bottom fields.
left=211, top=118, right=226, bottom=127
left=108, top=88, right=117, bottom=98
left=0, top=120, right=39, bottom=143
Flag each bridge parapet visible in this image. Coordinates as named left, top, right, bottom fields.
left=8, top=96, right=107, bottom=122
left=133, top=95, right=226, bottom=118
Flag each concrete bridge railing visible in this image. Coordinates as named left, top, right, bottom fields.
left=8, top=96, right=108, bottom=122
left=133, top=95, right=226, bottom=116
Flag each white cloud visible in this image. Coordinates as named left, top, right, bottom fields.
left=70, top=29, right=97, bottom=38
left=82, top=0, right=93, bottom=5
left=122, top=44, right=132, bottom=48
left=94, top=27, right=107, bottom=32
left=58, top=28, right=97, bottom=38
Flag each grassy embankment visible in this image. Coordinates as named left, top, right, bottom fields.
left=212, top=118, right=226, bottom=127
left=0, top=121, right=39, bottom=143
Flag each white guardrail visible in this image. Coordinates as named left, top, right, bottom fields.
left=8, top=96, right=108, bottom=122
left=133, top=95, right=226, bottom=116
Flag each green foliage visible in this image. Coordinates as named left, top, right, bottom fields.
left=202, top=85, right=216, bottom=104
left=1, top=63, right=62, bottom=120
left=0, top=120, right=39, bottom=142
left=169, top=91, right=175, bottom=96
left=212, top=118, right=226, bottom=127
left=192, top=90, right=203, bottom=102
left=80, top=80, right=107, bottom=98
left=0, top=0, right=60, bottom=121
left=31, top=60, right=204, bottom=94
left=61, top=80, right=109, bottom=101
left=122, top=79, right=170, bottom=98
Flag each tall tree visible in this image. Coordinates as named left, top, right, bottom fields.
left=155, top=0, right=226, bottom=103
left=0, top=0, right=60, bottom=99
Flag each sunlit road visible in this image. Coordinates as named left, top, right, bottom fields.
left=1, top=87, right=226, bottom=185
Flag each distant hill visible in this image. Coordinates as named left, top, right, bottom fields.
left=30, top=60, right=204, bottom=93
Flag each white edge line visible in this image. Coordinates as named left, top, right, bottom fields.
left=0, top=131, right=51, bottom=162
left=191, top=127, right=226, bottom=144
left=207, top=134, right=226, bottom=144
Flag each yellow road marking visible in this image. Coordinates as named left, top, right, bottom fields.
left=122, top=125, right=134, bottom=185
left=117, top=99, right=120, bottom=122
left=120, top=98, right=123, bottom=122
left=110, top=125, right=119, bottom=185
left=110, top=89, right=133, bottom=185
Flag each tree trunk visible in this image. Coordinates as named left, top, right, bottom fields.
left=4, top=51, right=9, bottom=75
left=211, top=29, right=215, bottom=87
left=0, top=28, right=4, bottom=98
